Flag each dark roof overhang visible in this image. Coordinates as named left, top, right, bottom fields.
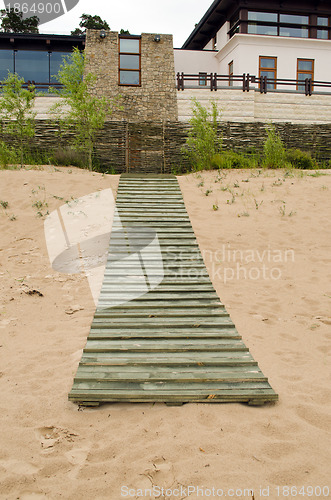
left=182, top=0, right=331, bottom=49
left=0, top=32, right=85, bottom=51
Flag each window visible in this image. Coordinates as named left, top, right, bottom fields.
left=50, top=52, right=71, bottom=82
left=297, top=59, right=314, bottom=91
left=279, top=26, right=309, bottom=38
left=259, top=56, right=277, bottom=90
left=248, top=24, right=278, bottom=36
left=15, top=50, right=49, bottom=83
left=248, top=12, right=278, bottom=22
left=0, top=49, right=74, bottom=85
left=199, top=72, right=207, bottom=86
left=317, top=17, right=329, bottom=39
left=245, top=10, right=321, bottom=39
left=228, top=61, right=233, bottom=87
left=0, top=50, right=14, bottom=81
left=279, top=14, right=309, bottom=24
left=119, top=36, right=141, bottom=86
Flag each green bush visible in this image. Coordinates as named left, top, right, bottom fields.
left=0, top=141, right=18, bottom=168
left=263, top=125, right=286, bottom=168
left=285, top=148, right=318, bottom=169
left=211, top=151, right=257, bottom=169
left=182, top=98, right=223, bottom=171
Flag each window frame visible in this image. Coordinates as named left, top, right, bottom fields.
left=297, top=58, right=314, bottom=91
left=259, top=56, right=277, bottom=90
left=118, top=35, right=141, bottom=87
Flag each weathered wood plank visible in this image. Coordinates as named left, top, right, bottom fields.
left=68, top=175, right=278, bottom=406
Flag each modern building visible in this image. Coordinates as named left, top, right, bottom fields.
left=0, top=0, right=331, bottom=124
left=177, top=0, right=331, bottom=86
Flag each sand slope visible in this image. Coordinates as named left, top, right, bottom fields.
left=0, top=166, right=330, bottom=500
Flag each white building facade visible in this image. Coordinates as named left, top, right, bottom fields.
left=174, top=0, right=331, bottom=123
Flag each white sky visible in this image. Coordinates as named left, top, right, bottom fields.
left=35, top=0, right=212, bottom=47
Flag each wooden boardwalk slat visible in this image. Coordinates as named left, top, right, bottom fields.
left=69, top=174, right=278, bottom=406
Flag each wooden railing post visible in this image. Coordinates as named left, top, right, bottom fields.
left=305, top=78, right=312, bottom=96
left=246, top=73, right=250, bottom=91
left=176, top=72, right=184, bottom=91
left=242, top=73, right=246, bottom=92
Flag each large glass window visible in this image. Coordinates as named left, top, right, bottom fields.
left=279, top=26, right=309, bottom=37
left=248, top=12, right=278, bottom=22
left=15, top=50, right=49, bottom=83
left=248, top=24, right=278, bottom=35
left=119, top=37, right=141, bottom=86
left=259, top=56, right=277, bottom=90
left=0, top=50, right=14, bottom=81
left=297, top=59, right=314, bottom=91
left=279, top=14, right=309, bottom=24
left=50, top=52, right=71, bottom=82
left=244, top=10, right=326, bottom=40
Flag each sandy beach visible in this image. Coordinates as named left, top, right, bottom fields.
left=0, top=166, right=330, bottom=500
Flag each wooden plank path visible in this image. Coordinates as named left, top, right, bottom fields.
left=69, top=174, right=278, bottom=406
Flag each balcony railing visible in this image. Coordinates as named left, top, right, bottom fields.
left=176, top=72, right=331, bottom=96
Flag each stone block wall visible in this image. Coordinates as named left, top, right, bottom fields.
left=178, top=88, right=331, bottom=124
left=84, top=30, right=178, bottom=122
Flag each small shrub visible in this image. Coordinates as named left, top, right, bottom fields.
left=182, top=98, right=222, bottom=171
left=263, top=125, right=286, bottom=168
left=0, top=141, right=17, bottom=168
left=51, top=146, right=86, bottom=167
left=285, top=148, right=318, bottom=170
left=212, top=151, right=255, bottom=169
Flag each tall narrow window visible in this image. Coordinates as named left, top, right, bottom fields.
left=297, top=59, right=314, bottom=91
left=228, top=60, right=233, bottom=87
left=259, top=56, right=277, bottom=90
left=119, top=36, right=141, bottom=86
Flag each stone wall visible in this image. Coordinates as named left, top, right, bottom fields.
left=2, top=120, right=331, bottom=173
left=84, top=30, right=178, bottom=122
left=177, top=88, right=331, bottom=124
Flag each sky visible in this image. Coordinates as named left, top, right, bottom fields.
left=32, top=0, right=213, bottom=48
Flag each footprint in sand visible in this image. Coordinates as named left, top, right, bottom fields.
left=36, top=426, right=78, bottom=454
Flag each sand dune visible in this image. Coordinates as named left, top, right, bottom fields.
left=0, top=166, right=330, bottom=499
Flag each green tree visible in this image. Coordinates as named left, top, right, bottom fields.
left=0, top=72, right=36, bottom=167
left=51, top=48, right=120, bottom=170
left=71, top=13, right=110, bottom=35
left=182, top=98, right=222, bottom=171
left=0, top=9, right=39, bottom=33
